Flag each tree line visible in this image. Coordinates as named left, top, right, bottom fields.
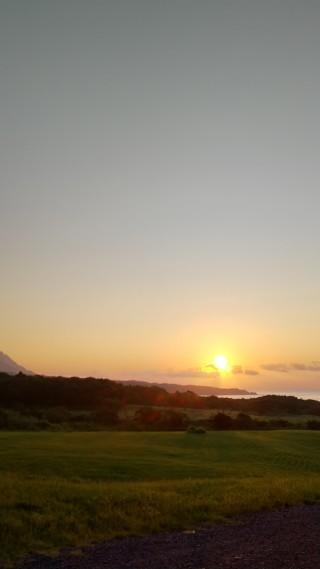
left=0, top=372, right=320, bottom=431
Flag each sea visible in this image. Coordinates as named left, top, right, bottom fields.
left=220, top=391, right=320, bottom=401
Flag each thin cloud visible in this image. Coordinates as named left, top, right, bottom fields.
left=261, top=363, right=289, bottom=372
left=244, top=369, right=259, bottom=376
left=232, top=365, right=259, bottom=376
left=261, top=362, right=320, bottom=373
left=147, top=365, right=260, bottom=380
left=232, top=365, right=243, bottom=374
left=163, top=367, right=219, bottom=379
left=291, top=362, right=320, bottom=371
left=142, top=364, right=260, bottom=381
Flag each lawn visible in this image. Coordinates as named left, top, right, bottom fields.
left=1, top=430, right=320, bottom=565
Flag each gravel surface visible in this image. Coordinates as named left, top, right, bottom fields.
left=15, top=505, right=320, bottom=569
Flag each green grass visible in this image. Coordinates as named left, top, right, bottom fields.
left=1, top=431, right=320, bottom=565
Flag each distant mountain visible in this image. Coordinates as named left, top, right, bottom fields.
left=115, top=380, right=256, bottom=397
left=0, top=351, right=33, bottom=375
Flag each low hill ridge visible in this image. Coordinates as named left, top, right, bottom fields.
left=115, top=380, right=256, bottom=396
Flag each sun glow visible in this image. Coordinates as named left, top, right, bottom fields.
left=213, top=354, right=230, bottom=372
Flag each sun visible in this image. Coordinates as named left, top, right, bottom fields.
left=213, top=354, right=230, bottom=372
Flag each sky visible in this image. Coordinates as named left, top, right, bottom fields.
left=1, top=0, right=320, bottom=392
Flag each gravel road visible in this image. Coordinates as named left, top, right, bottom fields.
left=16, top=504, right=320, bottom=569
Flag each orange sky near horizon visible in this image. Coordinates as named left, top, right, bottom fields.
left=2, top=292, right=320, bottom=392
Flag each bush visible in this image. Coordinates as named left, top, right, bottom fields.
left=46, top=407, right=70, bottom=424
left=209, top=413, right=234, bottom=430
left=307, top=420, right=320, bottom=430
left=134, top=407, right=189, bottom=430
left=187, top=425, right=206, bottom=434
left=0, top=409, right=40, bottom=430
left=93, top=408, right=119, bottom=426
left=234, top=413, right=255, bottom=429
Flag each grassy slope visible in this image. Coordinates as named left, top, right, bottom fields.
left=1, top=431, right=320, bottom=565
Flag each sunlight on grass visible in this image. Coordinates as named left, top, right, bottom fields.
left=0, top=431, right=320, bottom=565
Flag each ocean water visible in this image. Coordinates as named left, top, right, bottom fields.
left=221, top=391, right=320, bottom=401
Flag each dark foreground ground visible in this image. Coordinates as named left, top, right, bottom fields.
left=15, top=504, right=320, bottom=569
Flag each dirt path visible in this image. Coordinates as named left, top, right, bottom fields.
left=17, top=504, right=320, bottom=569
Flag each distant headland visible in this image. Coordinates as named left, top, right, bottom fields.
left=115, top=380, right=256, bottom=397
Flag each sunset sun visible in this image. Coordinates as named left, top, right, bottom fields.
left=213, top=354, right=230, bottom=372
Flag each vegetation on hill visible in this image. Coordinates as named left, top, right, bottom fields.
left=1, top=372, right=320, bottom=432
left=115, top=379, right=255, bottom=396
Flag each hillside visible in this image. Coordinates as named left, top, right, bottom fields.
left=115, top=379, right=256, bottom=396
left=0, top=352, right=33, bottom=375
left=0, top=372, right=319, bottom=417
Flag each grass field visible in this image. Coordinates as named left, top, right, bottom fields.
left=1, top=430, right=320, bottom=565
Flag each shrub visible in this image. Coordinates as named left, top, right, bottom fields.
left=134, top=407, right=189, bottom=430
left=307, top=420, right=320, bottom=430
left=187, top=425, right=206, bottom=434
left=234, top=413, right=255, bottom=429
left=93, top=407, right=119, bottom=426
left=46, top=407, right=70, bottom=424
left=209, top=413, right=234, bottom=430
